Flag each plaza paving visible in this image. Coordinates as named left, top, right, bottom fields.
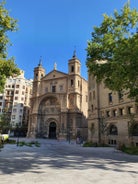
left=0, top=138, right=138, bottom=184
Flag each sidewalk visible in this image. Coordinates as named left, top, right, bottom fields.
left=0, top=138, right=138, bottom=184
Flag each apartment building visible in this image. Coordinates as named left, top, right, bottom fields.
left=0, top=71, right=33, bottom=129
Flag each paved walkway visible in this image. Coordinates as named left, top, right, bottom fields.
left=0, top=138, right=138, bottom=184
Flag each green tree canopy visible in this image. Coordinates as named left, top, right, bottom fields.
left=0, top=1, right=20, bottom=92
left=86, top=3, right=138, bottom=101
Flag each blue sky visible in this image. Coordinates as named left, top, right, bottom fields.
left=5, top=0, right=138, bottom=80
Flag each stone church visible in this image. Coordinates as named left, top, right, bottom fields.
left=27, top=53, right=88, bottom=140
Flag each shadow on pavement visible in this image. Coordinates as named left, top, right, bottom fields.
left=0, top=138, right=138, bottom=175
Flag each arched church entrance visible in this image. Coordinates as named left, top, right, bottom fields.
left=49, top=122, right=57, bottom=139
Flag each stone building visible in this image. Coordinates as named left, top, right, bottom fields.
left=27, top=53, right=88, bottom=140
left=88, top=74, right=138, bottom=146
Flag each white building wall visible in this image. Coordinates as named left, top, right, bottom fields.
left=0, top=71, right=32, bottom=127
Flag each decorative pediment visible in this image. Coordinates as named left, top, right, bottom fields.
left=42, top=70, right=68, bottom=80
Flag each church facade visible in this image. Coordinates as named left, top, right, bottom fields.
left=27, top=53, right=88, bottom=140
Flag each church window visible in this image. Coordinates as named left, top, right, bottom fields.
left=35, top=73, right=38, bottom=79
left=78, top=80, right=80, bottom=87
left=113, top=109, right=117, bottom=116
left=52, top=86, right=56, bottom=92
left=71, top=65, right=74, bottom=72
left=71, top=79, right=74, bottom=86
left=59, top=85, right=63, bottom=91
left=91, top=105, right=94, bottom=111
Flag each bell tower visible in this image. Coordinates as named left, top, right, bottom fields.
left=68, top=51, right=82, bottom=110
left=33, top=58, right=45, bottom=97
left=68, top=50, right=81, bottom=76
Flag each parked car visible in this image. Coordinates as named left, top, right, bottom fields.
left=1, top=134, right=9, bottom=142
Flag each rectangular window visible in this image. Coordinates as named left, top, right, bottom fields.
left=16, top=85, right=20, bottom=88
left=106, top=111, right=110, bottom=117
left=71, top=79, right=74, bottom=86
left=59, top=85, right=63, bottom=91
left=108, top=92, right=112, bottom=103
left=13, top=109, right=17, bottom=113
left=78, top=80, right=80, bottom=87
left=19, top=115, right=22, bottom=120
left=15, top=96, right=18, bottom=100
left=118, top=91, right=123, bottom=101
left=11, top=91, right=14, bottom=95
left=119, top=108, right=123, bottom=116
left=113, top=109, right=117, bottom=116
left=15, top=90, right=19, bottom=94
left=7, top=91, right=10, bottom=95
left=128, top=106, right=133, bottom=114
left=12, top=115, right=15, bottom=119
left=91, top=105, right=94, bottom=111
left=0, top=102, right=2, bottom=106
left=71, top=66, right=74, bottom=72
left=52, top=86, right=56, bottom=92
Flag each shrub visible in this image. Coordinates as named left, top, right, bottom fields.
left=120, top=145, right=138, bottom=155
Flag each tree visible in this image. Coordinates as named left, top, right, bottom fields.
left=86, top=3, right=138, bottom=101
left=0, top=112, right=11, bottom=133
left=0, top=1, right=20, bottom=92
